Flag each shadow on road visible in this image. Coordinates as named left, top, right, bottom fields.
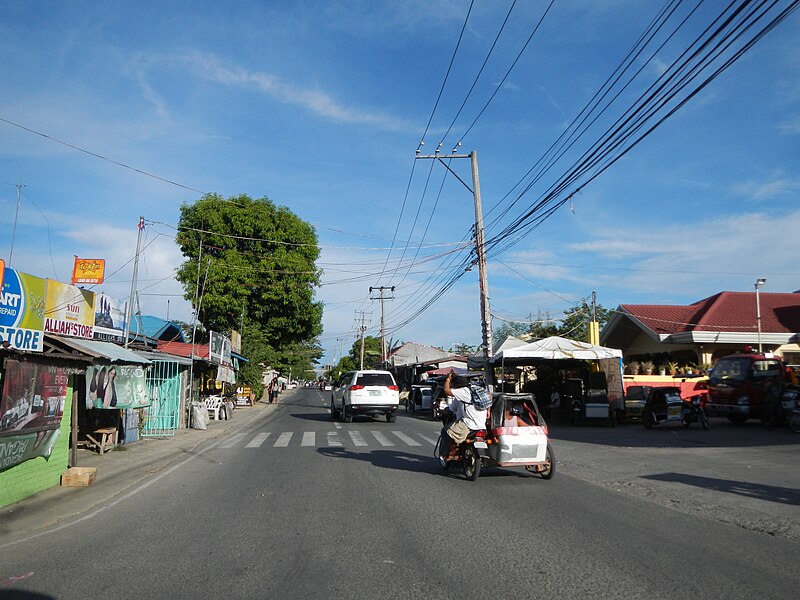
left=316, top=446, right=440, bottom=474
left=548, top=419, right=800, bottom=449
left=641, top=472, right=800, bottom=506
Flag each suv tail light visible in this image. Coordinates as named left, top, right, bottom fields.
left=349, top=385, right=364, bottom=391
left=388, top=385, right=399, bottom=391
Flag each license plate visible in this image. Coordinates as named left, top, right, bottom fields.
left=369, top=390, right=381, bottom=397
left=668, top=406, right=681, bottom=418
left=473, top=441, right=487, bottom=449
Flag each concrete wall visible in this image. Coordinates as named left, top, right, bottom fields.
left=0, top=383, right=73, bottom=508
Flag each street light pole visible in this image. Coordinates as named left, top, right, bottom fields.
left=755, top=278, right=766, bottom=354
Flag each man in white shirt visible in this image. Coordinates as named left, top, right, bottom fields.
left=442, top=372, right=488, bottom=459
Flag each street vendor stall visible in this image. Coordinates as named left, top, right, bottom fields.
left=489, top=336, right=624, bottom=423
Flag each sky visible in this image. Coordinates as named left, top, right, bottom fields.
left=1, top=0, right=799, bottom=369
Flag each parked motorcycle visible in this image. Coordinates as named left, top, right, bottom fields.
left=681, top=396, right=709, bottom=430
left=783, top=386, right=800, bottom=433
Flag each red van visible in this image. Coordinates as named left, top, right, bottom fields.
left=706, top=354, right=786, bottom=424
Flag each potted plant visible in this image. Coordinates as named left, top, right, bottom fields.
left=642, top=360, right=654, bottom=375
left=666, top=361, right=679, bottom=376
left=628, top=360, right=640, bottom=375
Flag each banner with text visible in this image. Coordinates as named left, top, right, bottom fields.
left=93, top=293, right=127, bottom=343
left=209, top=331, right=232, bottom=366
left=44, top=279, right=95, bottom=339
left=0, top=429, right=61, bottom=472
left=0, top=268, right=46, bottom=352
left=71, top=257, right=106, bottom=285
left=86, top=364, right=150, bottom=409
left=0, top=359, right=68, bottom=437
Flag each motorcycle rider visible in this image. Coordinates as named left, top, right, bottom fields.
left=442, top=372, right=489, bottom=460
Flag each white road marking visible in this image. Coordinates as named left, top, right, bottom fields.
left=220, top=433, right=247, bottom=448
left=246, top=433, right=271, bottom=448
left=326, top=431, right=342, bottom=447
left=417, top=434, right=439, bottom=446
left=392, top=431, right=421, bottom=446
left=274, top=432, right=293, bottom=447
left=370, top=431, right=394, bottom=447
left=349, top=431, right=368, bottom=447
left=301, top=431, right=316, bottom=446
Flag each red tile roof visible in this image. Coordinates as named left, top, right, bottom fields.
left=621, top=292, right=800, bottom=335
left=157, top=340, right=210, bottom=359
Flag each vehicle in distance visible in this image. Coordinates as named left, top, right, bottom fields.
left=331, top=370, right=399, bottom=423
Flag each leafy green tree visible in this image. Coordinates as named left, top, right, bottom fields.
left=449, top=342, right=477, bottom=355
left=175, top=193, right=323, bottom=347
left=560, top=299, right=611, bottom=342
left=493, top=321, right=530, bottom=345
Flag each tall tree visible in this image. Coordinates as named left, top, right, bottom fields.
left=560, top=298, right=612, bottom=342
left=175, top=194, right=323, bottom=347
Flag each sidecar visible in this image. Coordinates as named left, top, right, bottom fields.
left=483, top=393, right=555, bottom=478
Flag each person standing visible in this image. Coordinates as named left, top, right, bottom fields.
left=269, top=376, right=279, bottom=404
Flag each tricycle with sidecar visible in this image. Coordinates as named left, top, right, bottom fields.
left=435, top=392, right=555, bottom=481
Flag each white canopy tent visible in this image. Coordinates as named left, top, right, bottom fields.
left=492, top=336, right=622, bottom=362
left=491, top=336, right=624, bottom=409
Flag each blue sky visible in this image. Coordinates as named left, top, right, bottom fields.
left=1, top=1, right=798, bottom=367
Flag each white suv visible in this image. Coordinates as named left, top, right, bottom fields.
left=331, top=370, right=399, bottom=423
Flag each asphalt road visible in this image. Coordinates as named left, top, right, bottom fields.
left=1, top=387, right=798, bottom=599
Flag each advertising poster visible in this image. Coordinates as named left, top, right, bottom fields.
left=209, top=331, right=232, bottom=366
left=0, top=359, right=68, bottom=436
left=71, top=257, right=106, bottom=285
left=43, top=279, right=95, bottom=339
left=86, top=364, right=150, bottom=409
left=93, top=293, right=127, bottom=343
left=0, top=429, right=61, bottom=472
left=0, top=267, right=46, bottom=352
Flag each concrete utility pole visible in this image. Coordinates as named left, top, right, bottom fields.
left=370, top=286, right=395, bottom=365
left=416, top=149, right=493, bottom=389
left=355, top=311, right=369, bottom=370
left=123, top=217, right=145, bottom=349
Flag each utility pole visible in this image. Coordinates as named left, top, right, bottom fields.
left=8, top=181, right=24, bottom=266
left=416, top=149, right=493, bottom=389
left=123, top=217, right=145, bottom=348
left=355, top=311, right=369, bottom=370
left=370, top=285, right=395, bottom=365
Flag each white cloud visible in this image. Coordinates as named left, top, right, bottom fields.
left=178, top=52, right=413, bottom=133
left=732, top=176, right=800, bottom=200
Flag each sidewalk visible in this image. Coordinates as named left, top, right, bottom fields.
left=0, top=399, right=272, bottom=546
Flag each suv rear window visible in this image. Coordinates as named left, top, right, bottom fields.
left=356, top=373, right=395, bottom=387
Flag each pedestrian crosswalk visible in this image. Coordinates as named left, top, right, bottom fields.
left=220, top=429, right=439, bottom=450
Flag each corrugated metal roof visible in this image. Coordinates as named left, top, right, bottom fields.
left=56, top=337, right=151, bottom=364
left=133, top=350, right=194, bottom=366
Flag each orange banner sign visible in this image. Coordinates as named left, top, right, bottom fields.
left=71, top=258, right=105, bottom=285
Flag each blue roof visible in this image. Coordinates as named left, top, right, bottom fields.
left=128, top=315, right=186, bottom=343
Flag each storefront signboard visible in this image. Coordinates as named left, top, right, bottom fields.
left=43, top=279, right=95, bottom=339
left=0, top=267, right=46, bottom=352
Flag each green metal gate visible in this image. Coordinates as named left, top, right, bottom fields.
left=142, top=360, right=182, bottom=436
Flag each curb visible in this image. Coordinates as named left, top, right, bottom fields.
left=0, top=401, right=273, bottom=546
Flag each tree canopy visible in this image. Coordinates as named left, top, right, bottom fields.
left=492, top=298, right=612, bottom=344
left=175, top=193, right=324, bottom=390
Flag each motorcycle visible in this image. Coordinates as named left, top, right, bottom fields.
left=782, top=386, right=800, bottom=433
left=435, top=426, right=485, bottom=481
left=434, top=393, right=555, bottom=482
left=681, top=396, right=709, bottom=430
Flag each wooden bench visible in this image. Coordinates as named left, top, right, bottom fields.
left=205, top=396, right=223, bottom=420
left=86, top=427, right=117, bottom=456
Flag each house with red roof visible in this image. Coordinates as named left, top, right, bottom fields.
left=601, top=291, right=800, bottom=369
